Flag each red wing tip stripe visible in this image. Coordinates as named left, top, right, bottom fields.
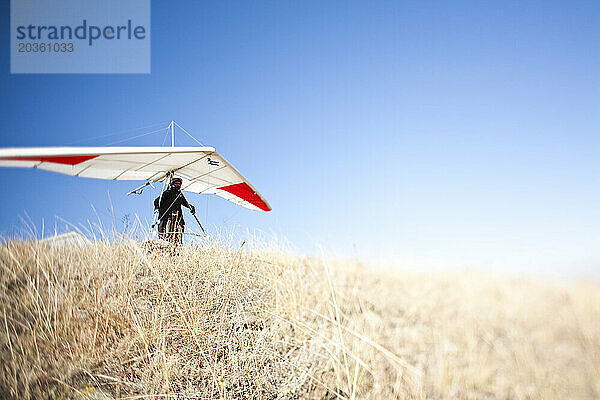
left=218, top=182, right=271, bottom=211
left=0, top=155, right=98, bottom=166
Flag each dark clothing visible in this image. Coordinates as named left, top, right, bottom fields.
left=157, top=211, right=184, bottom=243
left=154, top=188, right=192, bottom=224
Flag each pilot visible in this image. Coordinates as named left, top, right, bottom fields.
left=153, top=177, right=195, bottom=242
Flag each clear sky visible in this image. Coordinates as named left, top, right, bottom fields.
left=1, top=1, right=599, bottom=277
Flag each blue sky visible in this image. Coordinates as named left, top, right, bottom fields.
left=1, top=1, right=599, bottom=277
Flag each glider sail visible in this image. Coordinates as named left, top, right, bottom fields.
left=0, top=146, right=271, bottom=211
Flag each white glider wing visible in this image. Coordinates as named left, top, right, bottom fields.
left=0, top=146, right=271, bottom=211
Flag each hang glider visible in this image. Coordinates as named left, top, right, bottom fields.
left=0, top=146, right=271, bottom=212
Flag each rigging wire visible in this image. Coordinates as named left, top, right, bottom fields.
left=105, top=127, right=169, bottom=145
left=161, top=126, right=170, bottom=146
left=173, top=121, right=204, bottom=146
left=66, top=120, right=171, bottom=145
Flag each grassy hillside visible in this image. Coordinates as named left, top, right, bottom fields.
left=1, top=239, right=598, bottom=399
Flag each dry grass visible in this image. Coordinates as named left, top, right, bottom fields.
left=0, top=237, right=598, bottom=399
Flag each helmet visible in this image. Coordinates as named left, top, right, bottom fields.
left=170, top=177, right=182, bottom=190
